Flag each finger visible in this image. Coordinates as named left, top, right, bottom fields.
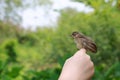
left=73, top=48, right=86, bottom=58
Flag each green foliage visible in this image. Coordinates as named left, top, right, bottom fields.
left=4, top=39, right=17, bottom=62
left=0, top=0, right=120, bottom=80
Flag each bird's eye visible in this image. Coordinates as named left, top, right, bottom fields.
left=72, top=32, right=78, bottom=36
left=72, top=33, right=76, bottom=36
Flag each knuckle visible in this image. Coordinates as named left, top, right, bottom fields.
left=90, top=62, right=94, bottom=72
left=92, top=68, right=94, bottom=75
left=86, top=55, right=91, bottom=60
left=65, top=59, right=69, bottom=62
left=91, top=62, right=94, bottom=68
left=89, top=62, right=94, bottom=75
left=65, top=57, right=72, bottom=62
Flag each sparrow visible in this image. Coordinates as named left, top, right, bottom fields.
left=71, top=31, right=97, bottom=53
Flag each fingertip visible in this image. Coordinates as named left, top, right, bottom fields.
left=80, top=48, right=86, bottom=53
left=74, top=48, right=86, bottom=57
left=77, top=48, right=86, bottom=54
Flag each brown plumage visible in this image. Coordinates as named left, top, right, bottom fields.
left=71, top=31, right=97, bottom=53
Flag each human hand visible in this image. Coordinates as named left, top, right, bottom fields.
left=58, top=48, right=94, bottom=80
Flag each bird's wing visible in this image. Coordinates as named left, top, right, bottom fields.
left=81, top=38, right=97, bottom=53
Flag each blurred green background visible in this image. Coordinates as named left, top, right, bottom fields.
left=0, top=0, right=120, bottom=80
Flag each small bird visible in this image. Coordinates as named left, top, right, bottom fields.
left=71, top=31, right=97, bottom=53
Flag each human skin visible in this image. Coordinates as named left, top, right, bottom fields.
left=58, top=48, right=94, bottom=80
